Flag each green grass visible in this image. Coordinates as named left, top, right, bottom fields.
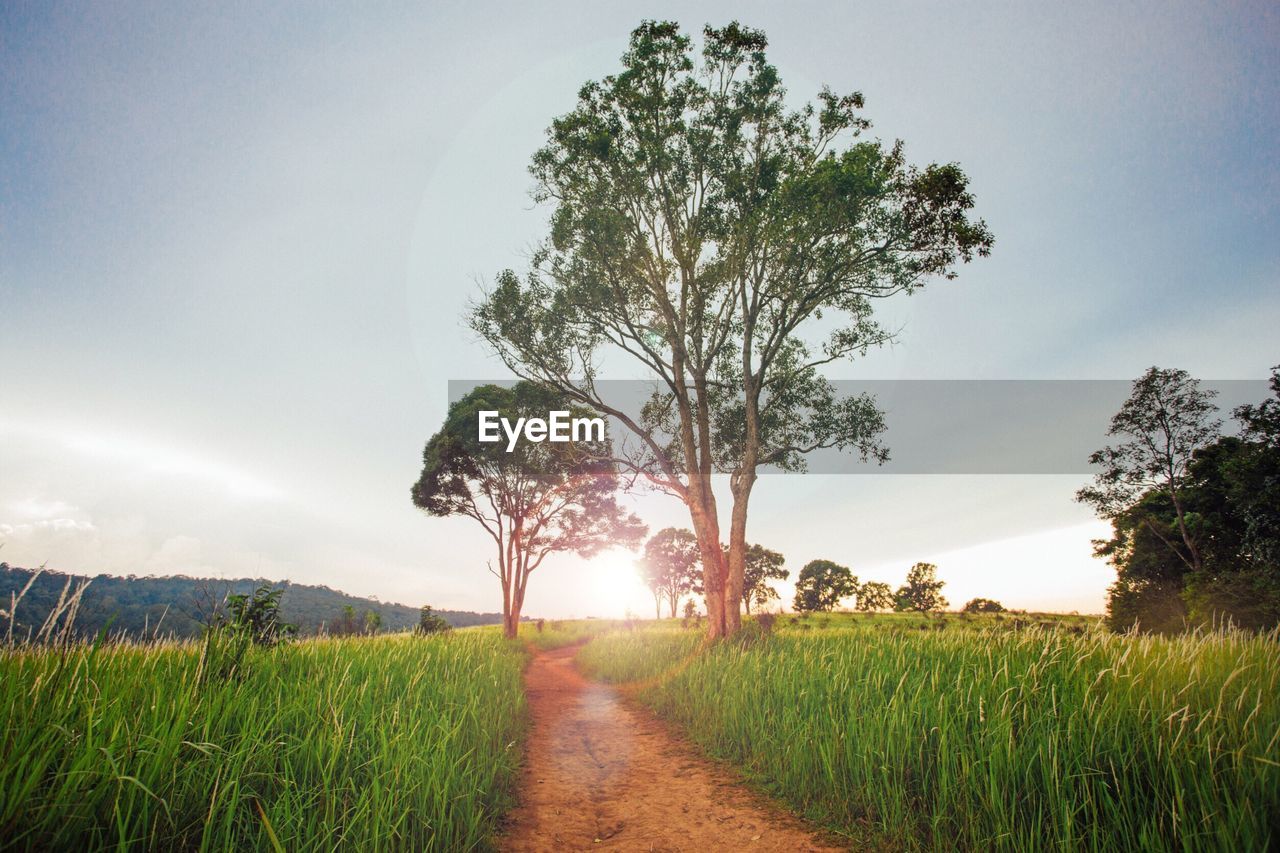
left=520, top=618, right=631, bottom=651
left=579, top=617, right=1280, bottom=851
left=0, top=631, right=527, bottom=851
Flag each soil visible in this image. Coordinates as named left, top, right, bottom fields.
left=499, top=645, right=847, bottom=852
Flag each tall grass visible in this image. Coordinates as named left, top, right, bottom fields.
left=0, top=632, right=527, bottom=851
left=580, top=623, right=1280, bottom=851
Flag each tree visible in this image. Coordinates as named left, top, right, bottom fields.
left=640, top=528, right=702, bottom=618
left=1076, top=367, right=1221, bottom=574
left=1090, top=371, right=1280, bottom=632
left=417, top=605, right=451, bottom=635
left=362, top=609, right=382, bottom=634
left=962, top=597, right=1005, bottom=614
left=855, top=581, right=893, bottom=613
left=220, top=585, right=296, bottom=647
left=739, top=544, right=787, bottom=614
left=412, top=382, right=645, bottom=638
left=793, top=559, right=857, bottom=612
left=471, top=21, right=992, bottom=638
left=894, top=563, right=948, bottom=613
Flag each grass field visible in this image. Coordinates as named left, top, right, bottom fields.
left=0, top=631, right=527, bottom=851
left=579, top=613, right=1280, bottom=851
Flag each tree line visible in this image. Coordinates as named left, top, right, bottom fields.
left=0, top=565, right=505, bottom=641
left=1078, top=365, right=1280, bottom=632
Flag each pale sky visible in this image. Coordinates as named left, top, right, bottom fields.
left=2, top=2, right=1277, bottom=618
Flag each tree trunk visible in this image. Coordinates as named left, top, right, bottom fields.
left=669, top=596, right=678, bottom=619
left=1168, top=488, right=1203, bottom=572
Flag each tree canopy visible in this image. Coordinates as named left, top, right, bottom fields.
left=793, top=559, right=857, bottom=612
left=1086, top=366, right=1280, bottom=632
left=471, top=20, right=991, bottom=637
left=894, top=562, right=948, bottom=613
left=411, top=382, right=644, bottom=637
left=739, top=544, right=787, bottom=614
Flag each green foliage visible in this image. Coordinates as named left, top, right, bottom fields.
left=792, top=559, right=856, bottom=612
left=0, top=632, right=527, bottom=850
left=961, top=597, right=1006, bottom=614
left=470, top=20, right=991, bottom=637
left=894, top=562, right=948, bottom=612
left=417, top=605, right=451, bottom=635
left=1085, top=367, right=1280, bottom=632
left=738, top=544, right=787, bottom=614
left=221, top=584, right=296, bottom=647
left=411, top=381, right=644, bottom=637
left=580, top=623, right=1280, bottom=851
left=856, top=580, right=894, bottom=612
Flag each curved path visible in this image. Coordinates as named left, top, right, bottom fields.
left=499, top=645, right=845, bottom=852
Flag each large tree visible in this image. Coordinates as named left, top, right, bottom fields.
left=471, top=21, right=992, bottom=638
left=793, top=559, right=857, bottom=612
left=1076, top=367, right=1221, bottom=574
left=411, top=382, right=644, bottom=638
left=640, top=527, right=702, bottom=618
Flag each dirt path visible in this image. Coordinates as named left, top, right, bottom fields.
left=499, top=646, right=846, bottom=852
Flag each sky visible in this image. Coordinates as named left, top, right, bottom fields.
left=1, top=1, right=1277, bottom=618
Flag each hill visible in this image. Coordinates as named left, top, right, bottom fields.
left=0, top=563, right=504, bottom=640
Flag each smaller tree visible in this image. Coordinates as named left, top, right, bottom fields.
left=362, top=609, right=383, bottom=634
left=222, top=585, right=296, bottom=647
left=855, top=581, right=894, bottom=613
left=417, top=605, right=451, bottom=635
left=1076, top=367, right=1221, bottom=573
left=640, top=528, right=702, bottom=619
left=962, top=597, right=1006, bottom=614
left=739, top=544, right=788, bottom=615
left=793, top=560, right=857, bottom=612
left=894, top=563, right=949, bottom=613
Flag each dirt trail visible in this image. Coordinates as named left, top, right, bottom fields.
left=499, top=645, right=846, bottom=852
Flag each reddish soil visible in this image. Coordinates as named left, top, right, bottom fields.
left=499, top=645, right=846, bottom=852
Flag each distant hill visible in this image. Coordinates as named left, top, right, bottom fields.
left=0, top=564, right=505, bottom=640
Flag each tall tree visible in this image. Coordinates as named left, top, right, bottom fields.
left=1076, top=367, right=1221, bottom=573
left=471, top=21, right=992, bottom=638
left=894, top=562, right=948, bottom=613
left=411, top=382, right=645, bottom=638
left=738, top=544, right=787, bottom=614
left=793, top=559, right=857, bottom=612
left=639, top=527, right=702, bottom=618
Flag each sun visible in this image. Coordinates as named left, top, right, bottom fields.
left=585, top=547, right=650, bottom=618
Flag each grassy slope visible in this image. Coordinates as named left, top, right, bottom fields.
left=0, top=632, right=527, bottom=851
left=578, top=614, right=1280, bottom=852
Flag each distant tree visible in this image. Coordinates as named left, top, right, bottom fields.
left=738, top=544, right=788, bottom=615
left=417, top=605, right=451, bottom=635
left=221, top=585, right=296, bottom=647
left=412, top=382, right=645, bottom=638
left=793, top=560, right=857, bottom=612
left=362, top=609, right=383, bottom=634
left=962, top=597, right=1006, bottom=614
left=894, top=563, right=948, bottom=613
left=640, top=528, right=702, bottom=618
left=1077, top=367, right=1221, bottom=574
left=855, top=581, right=893, bottom=613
